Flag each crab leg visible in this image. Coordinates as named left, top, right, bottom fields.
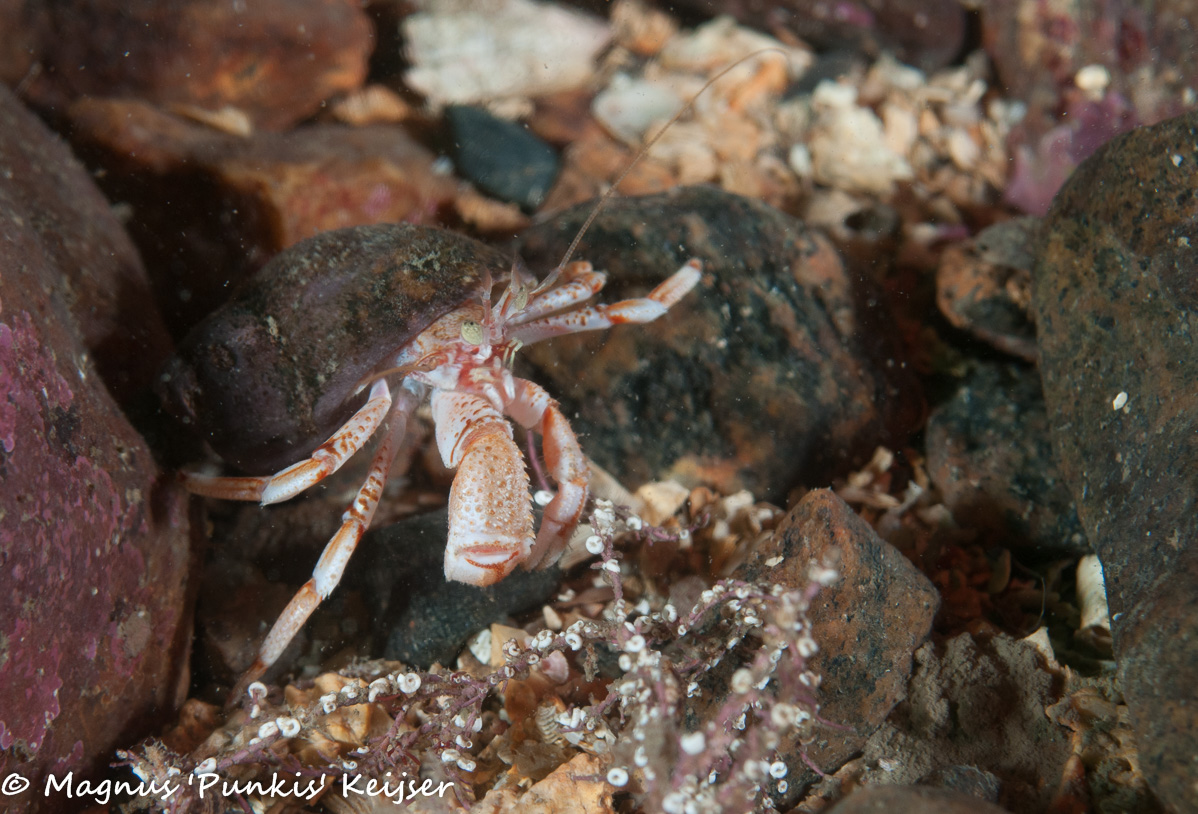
left=182, top=379, right=393, bottom=505
left=231, top=385, right=419, bottom=698
left=510, top=259, right=702, bottom=345
left=504, top=378, right=589, bottom=568
left=433, top=390, right=534, bottom=586
left=505, top=262, right=607, bottom=326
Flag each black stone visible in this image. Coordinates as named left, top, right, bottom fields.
left=447, top=105, right=559, bottom=212
left=348, top=508, right=562, bottom=668
left=925, top=361, right=1088, bottom=558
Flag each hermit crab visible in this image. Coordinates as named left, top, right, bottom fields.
left=160, top=222, right=701, bottom=691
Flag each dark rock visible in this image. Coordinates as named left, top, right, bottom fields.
left=197, top=559, right=307, bottom=685
left=935, top=218, right=1038, bottom=362
left=516, top=186, right=923, bottom=501
left=925, top=362, right=1088, bottom=559
left=0, top=92, right=192, bottom=813
left=22, top=0, right=373, bottom=131
left=824, top=783, right=1014, bottom=814
left=196, top=500, right=562, bottom=678
left=353, top=510, right=563, bottom=668
left=448, top=105, right=560, bottom=212
left=189, top=459, right=387, bottom=686
left=666, top=0, right=966, bottom=73
left=1035, top=110, right=1198, bottom=810
left=925, top=765, right=1003, bottom=803
left=0, top=85, right=171, bottom=405
left=67, top=98, right=459, bottom=338
left=735, top=490, right=939, bottom=804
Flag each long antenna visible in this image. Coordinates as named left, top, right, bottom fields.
left=551, top=47, right=788, bottom=278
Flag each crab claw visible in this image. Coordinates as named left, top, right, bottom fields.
left=433, top=391, right=535, bottom=585
left=444, top=537, right=526, bottom=586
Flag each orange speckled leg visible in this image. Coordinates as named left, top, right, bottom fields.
left=432, top=390, right=534, bottom=586
left=510, top=259, right=702, bottom=346
left=505, top=379, right=588, bottom=568
left=183, top=379, right=393, bottom=505
left=506, top=263, right=607, bottom=325
left=230, top=386, right=417, bottom=700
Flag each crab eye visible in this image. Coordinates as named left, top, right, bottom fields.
left=461, top=320, right=484, bottom=346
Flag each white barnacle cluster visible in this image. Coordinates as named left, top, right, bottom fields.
left=591, top=499, right=618, bottom=536
left=560, top=617, right=601, bottom=652
left=549, top=705, right=615, bottom=754
left=438, top=746, right=478, bottom=773
left=585, top=534, right=605, bottom=555
left=656, top=755, right=790, bottom=814
left=530, top=628, right=558, bottom=651
left=276, top=716, right=301, bottom=738
left=398, top=672, right=423, bottom=694
left=368, top=677, right=390, bottom=703
left=587, top=566, right=826, bottom=812
left=306, top=669, right=424, bottom=719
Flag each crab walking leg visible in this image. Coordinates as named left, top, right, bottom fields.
left=505, top=263, right=607, bottom=326
left=505, top=378, right=589, bottom=569
left=231, top=385, right=419, bottom=698
left=510, top=259, right=703, bottom=345
left=182, top=379, right=393, bottom=504
left=433, top=390, right=535, bottom=586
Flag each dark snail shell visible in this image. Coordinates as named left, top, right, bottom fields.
left=159, top=223, right=511, bottom=473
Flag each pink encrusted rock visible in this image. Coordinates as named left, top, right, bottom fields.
left=982, top=0, right=1197, bottom=215
left=0, top=93, right=191, bottom=812
left=0, top=85, right=172, bottom=405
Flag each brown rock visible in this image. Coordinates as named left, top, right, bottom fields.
left=1035, top=110, right=1198, bottom=810
left=67, top=98, right=458, bottom=337
left=735, top=490, right=939, bottom=804
left=0, top=0, right=47, bottom=87
left=516, top=186, right=924, bottom=500
left=541, top=127, right=679, bottom=213
left=474, top=752, right=616, bottom=814
left=935, top=218, right=1038, bottom=362
left=824, top=784, right=1014, bottom=814
left=24, top=0, right=373, bottom=131
left=845, top=632, right=1072, bottom=812
left=0, top=96, right=192, bottom=814
left=0, top=85, right=171, bottom=404
left=925, top=362, right=1087, bottom=558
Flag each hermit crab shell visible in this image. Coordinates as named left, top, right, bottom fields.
left=159, top=223, right=511, bottom=473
